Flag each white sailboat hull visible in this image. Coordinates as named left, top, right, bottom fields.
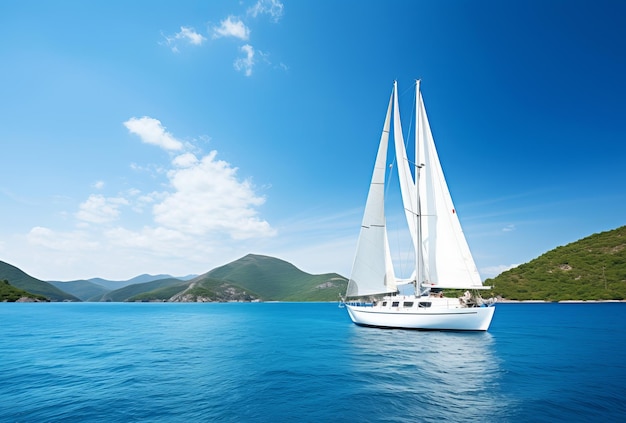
left=345, top=297, right=495, bottom=331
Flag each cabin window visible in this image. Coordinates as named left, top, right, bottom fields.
left=381, top=301, right=387, bottom=306
left=418, top=302, right=432, bottom=308
left=391, top=301, right=400, bottom=307
left=403, top=302, right=414, bottom=307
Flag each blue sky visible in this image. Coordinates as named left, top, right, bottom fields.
left=1, top=0, right=624, bottom=281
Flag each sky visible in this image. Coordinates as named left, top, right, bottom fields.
left=1, top=0, right=625, bottom=282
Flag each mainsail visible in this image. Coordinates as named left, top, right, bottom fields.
left=346, top=91, right=396, bottom=297
left=413, top=82, right=483, bottom=289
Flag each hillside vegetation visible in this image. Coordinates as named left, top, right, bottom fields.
left=90, top=278, right=187, bottom=302
left=487, top=226, right=626, bottom=301
left=0, top=261, right=79, bottom=301
left=1, top=280, right=48, bottom=302
left=167, top=277, right=261, bottom=302
left=203, top=254, right=347, bottom=301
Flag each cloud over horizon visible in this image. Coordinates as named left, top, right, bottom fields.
left=124, top=116, right=275, bottom=241
left=15, top=117, right=276, bottom=280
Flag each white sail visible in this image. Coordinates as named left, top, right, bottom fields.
left=416, top=83, right=483, bottom=289
left=346, top=91, right=396, bottom=297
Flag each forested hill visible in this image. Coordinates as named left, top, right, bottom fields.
left=201, top=253, right=347, bottom=301
left=487, top=226, right=626, bottom=301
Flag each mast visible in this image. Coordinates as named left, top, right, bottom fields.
left=414, top=80, right=423, bottom=296
left=392, top=80, right=421, bottom=293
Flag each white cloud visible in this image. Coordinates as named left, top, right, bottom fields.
left=105, top=226, right=189, bottom=250
left=76, top=194, right=129, bottom=224
left=502, top=224, right=516, bottom=232
left=14, top=205, right=341, bottom=281
left=122, top=116, right=273, bottom=241
left=248, top=0, right=284, bottom=22
left=93, top=181, right=105, bottom=189
left=176, top=26, right=206, bottom=45
left=27, top=226, right=99, bottom=252
left=5, top=118, right=278, bottom=281
left=154, top=150, right=274, bottom=239
left=20, top=225, right=196, bottom=280
left=234, top=44, right=255, bottom=76
left=159, top=4, right=284, bottom=76
left=213, top=16, right=250, bottom=40
left=172, top=152, right=199, bottom=168
left=124, top=117, right=184, bottom=151
left=126, top=188, right=141, bottom=197
left=101, top=118, right=274, bottom=256
left=162, top=26, right=206, bottom=52
left=481, top=263, right=520, bottom=279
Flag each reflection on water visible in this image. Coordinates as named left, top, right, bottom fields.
left=345, top=326, right=508, bottom=422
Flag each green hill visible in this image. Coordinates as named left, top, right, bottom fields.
left=487, top=226, right=626, bottom=301
left=1, top=279, right=48, bottom=302
left=88, top=274, right=194, bottom=291
left=203, top=254, right=348, bottom=301
left=0, top=261, right=79, bottom=301
left=92, top=278, right=186, bottom=302
left=127, top=282, right=192, bottom=302
left=166, top=277, right=262, bottom=302
left=49, top=280, right=109, bottom=301
left=129, top=254, right=348, bottom=302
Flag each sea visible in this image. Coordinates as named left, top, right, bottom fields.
left=1, top=302, right=625, bottom=423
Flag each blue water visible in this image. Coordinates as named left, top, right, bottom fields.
left=1, top=303, right=625, bottom=422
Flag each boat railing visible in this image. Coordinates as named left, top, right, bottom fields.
left=345, top=300, right=374, bottom=307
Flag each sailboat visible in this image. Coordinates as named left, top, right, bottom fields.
left=343, top=81, right=495, bottom=331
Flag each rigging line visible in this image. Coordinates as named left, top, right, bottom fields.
left=404, top=89, right=417, bottom=165
left=384, top=162, right=394, bottom=198
left=396, top=81, right=417, bottom=158
left=397, top=82, right=414, bottom=98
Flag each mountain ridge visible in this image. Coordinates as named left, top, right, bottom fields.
left=0, top=254, right=347, bottom=302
